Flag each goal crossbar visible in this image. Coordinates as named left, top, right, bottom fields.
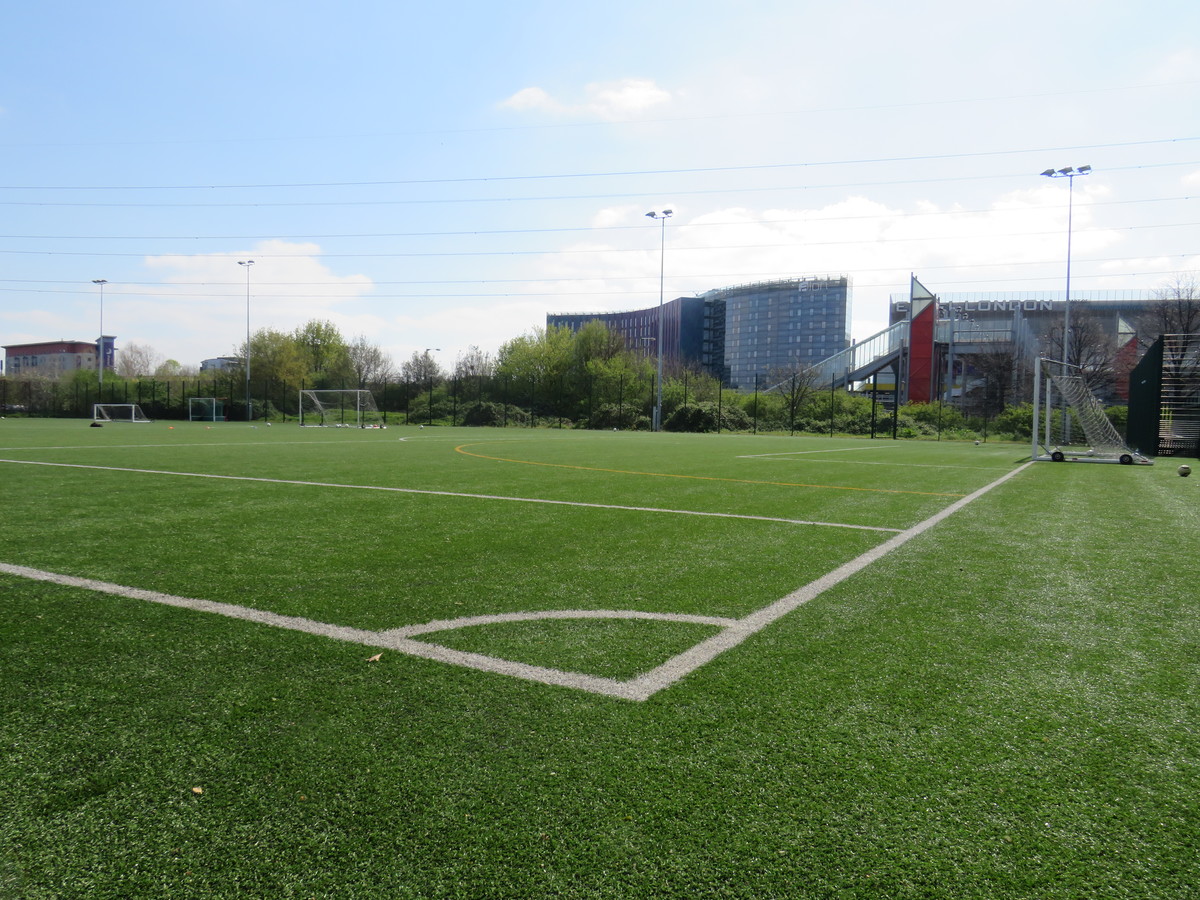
left=298, top=389, right=383, bottom=428
left=93, top=403, right=151, bottom=423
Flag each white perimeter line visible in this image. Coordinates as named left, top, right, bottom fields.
left=0, top=458, right=898, bottom=533
left=0, top=462, right=1030, bottom=702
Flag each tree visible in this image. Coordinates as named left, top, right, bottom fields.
left=454, top=345, right=494, bottom=381
left=1045, top=311, right=1118, bottom=396
left=154, top=359, right=196, bottom=377
left=401, top=349, right=442, bottom=385
left=293, top=320, right=351, bottom=386
left=1140, top=273, right=1200, bottom=386
left=347, top=335, right=395, bottom=387
left=766, top=363, right=820, bottom=433
left=1142, top=273, right=1200, bottom=340
left=571, top=319, right=626, bottom=367
left=965, top=344, right=1026, bottom=416
left=116, top=342, right=164, bottom=377
left=242, top=328, right=307, bottom=395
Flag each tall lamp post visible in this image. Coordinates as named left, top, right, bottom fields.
left=1040, top=166, right=1091, bottom=366
left=1040, top=165, right=1090, bottom=443
left=425, top=348, right=441, bottom=425
left=92, top=279, right=107, bottom=390
left=238, top=260, right=255, bottom=421
left=645, top=209, right=672, bottom=431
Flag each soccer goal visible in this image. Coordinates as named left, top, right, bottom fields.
left=1031, top=357, right=1150, bottom=465
left=187, top=397, right=225, bottom=422
left=93, top=403, right=152, bottom=423
left=298, top=389, right=384, bottom=428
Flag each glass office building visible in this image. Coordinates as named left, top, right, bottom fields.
left=548, top=275, right=851, bottom=390
left=714, top=276, right=851, bottom=389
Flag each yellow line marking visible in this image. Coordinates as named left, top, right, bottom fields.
left=454, top=442, right=967, bottom=497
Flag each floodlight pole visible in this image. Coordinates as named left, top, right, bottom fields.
left=425, top=348, right=441, bottom=425
left=646, top=209, right=672, bottom=431
left=1040, top=165, right=1090, bottom=443
left=238, top=260, right=255, bottom=421
left=92, top=279, right=107, bottom=389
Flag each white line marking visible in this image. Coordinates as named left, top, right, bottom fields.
left=0, top=463, right=1030, bottom=702
left=738, top=446, right=900, bottom=458
left=0, top=458, right=899, bottom=533
left=621, top=461, right=1033, bottom=699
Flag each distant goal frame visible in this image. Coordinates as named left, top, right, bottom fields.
left=298, top=389, right=384, bottom=428
left=92, top=403, right=152, bottom=424
left=187, top=397, right=224, bottom=422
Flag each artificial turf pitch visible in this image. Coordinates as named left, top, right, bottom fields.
left=1, top=419, right=1197, bottom=898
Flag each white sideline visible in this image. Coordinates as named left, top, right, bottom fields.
left=0, top=462, right=1031, bottom=702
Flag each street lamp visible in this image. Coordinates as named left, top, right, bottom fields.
left=238, top=260, right=255, bottom=421
left=1040, top=166, right=1091, bottom=367
left=1041, top=165, right=1090, bottom=444
left=646, top=209, right=672, bottom=431
left=425, top=348, right=441, bottom=425
left=92, top=279, right=107, bottom=389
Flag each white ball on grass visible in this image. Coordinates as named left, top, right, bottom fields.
left=1179, top=465, right=1192, bottom=477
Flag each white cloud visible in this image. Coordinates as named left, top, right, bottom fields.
left=105, top=242, right=375, bottom=365
left=498, top=78, right=672, bottom=121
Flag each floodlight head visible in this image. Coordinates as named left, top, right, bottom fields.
left=238, top=259, right=255, bottom=266
left=1040, top=169, right=1057, bottom=177
left=663, top=209, right=673, bottom=217
left=1077, top=164, right=1092, bottom=173
left=1057, top=167, right=1073, bottom=176
left=645, top=211, right=657, bottom=218
left=92, top=279, right=107, bottom=285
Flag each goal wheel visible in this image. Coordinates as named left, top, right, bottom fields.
left=1119, top=454, right=1134, bottom=465
left=1051, top=451, right=1065, bottom=462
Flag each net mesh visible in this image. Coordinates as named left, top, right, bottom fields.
left=1046, top=373, right=1127, bottom=454
left=93, top=404, right=151, bottom=423
left=299, top=390, right=383, bottom=427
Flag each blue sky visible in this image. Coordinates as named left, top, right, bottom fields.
left=2, top=0, right=1199, bottom=372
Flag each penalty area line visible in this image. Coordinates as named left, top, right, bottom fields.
left=0, top=462, right=1031, bottom=703
left=622, top=461, right=1034, bottom=700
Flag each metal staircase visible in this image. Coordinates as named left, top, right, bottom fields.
left=809, top=321, right=906, bottom=389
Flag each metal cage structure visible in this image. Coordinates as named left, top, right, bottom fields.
left=1128, top=334, right=1200, bottom=459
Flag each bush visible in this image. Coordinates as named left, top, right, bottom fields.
left=990, top=403, right=1033, bottom=440
left=461, top=402, right=529, bottom=427
left=589, top=403, right=642, bottom=431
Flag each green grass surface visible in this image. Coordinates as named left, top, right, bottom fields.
left=2, top=419, right=1197, bottom=898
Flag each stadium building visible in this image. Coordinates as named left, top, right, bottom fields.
left=548, top=275, right=851, bottom=390
left=887, top=290, right=1155, bottom=403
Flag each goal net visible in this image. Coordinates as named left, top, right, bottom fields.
left=188, top=397, right=224, bottom=422
left=93, top=403, right=151, bottom=423
left=298, top=389, right=384, bottom=428
left=1031, top=357, right=1150, bottom=465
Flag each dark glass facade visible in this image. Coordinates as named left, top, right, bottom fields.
left=712, top=277, right=851, bottom=389
left=548, top=276, right=851, bottom=390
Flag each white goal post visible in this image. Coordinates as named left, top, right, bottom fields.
left=188, top=397, right=224, bottom=422
left=1031, top=357, right=1150, bottom=465
left=93, top=403, right=152, bottom=423
left=298, top=389, right=384, bottom=428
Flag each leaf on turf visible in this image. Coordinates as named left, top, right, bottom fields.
left=367, top=653, right=382, bottom=662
